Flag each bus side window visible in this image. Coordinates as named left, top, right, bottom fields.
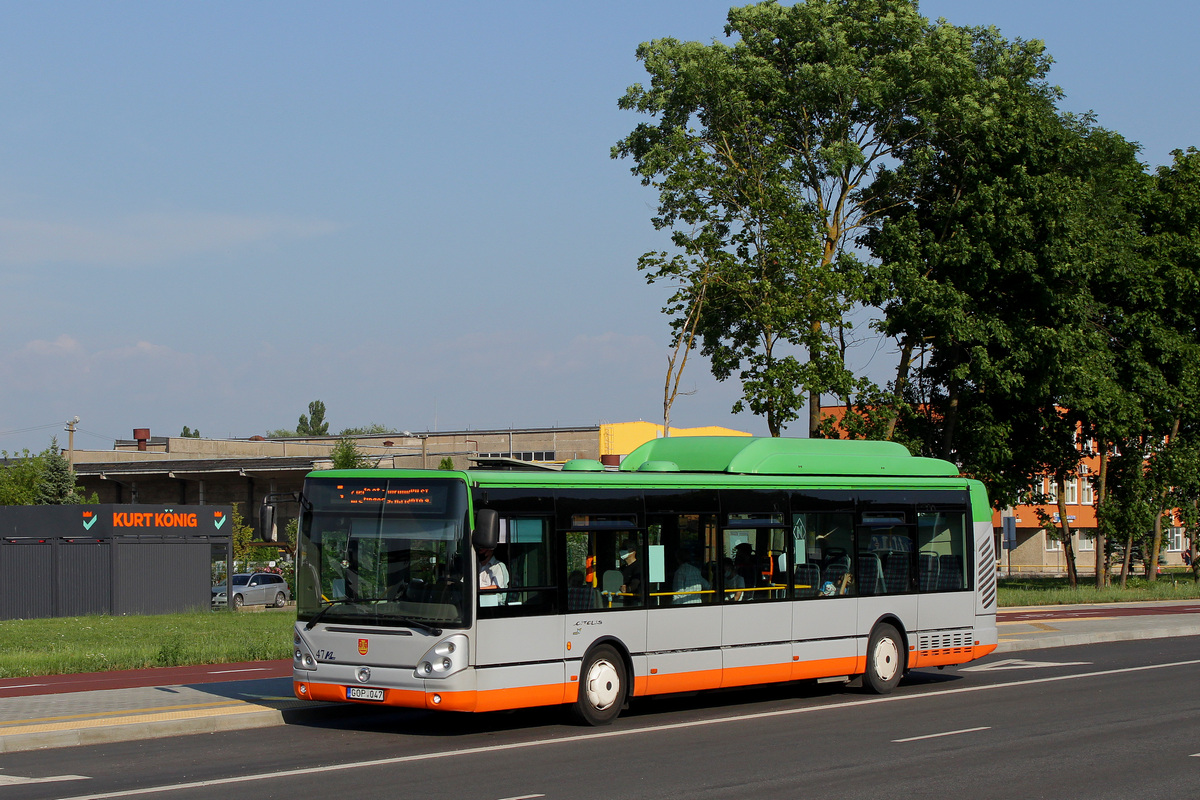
left=479, top=517, right=556, bottom=615
left=794, top=513, right=855, bottom=597
left=917, top=510, right=971, bottom=592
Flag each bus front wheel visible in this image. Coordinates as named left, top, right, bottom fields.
left=864, top=623, right=904, bottom=694
left=573, top=644, right=626, bottom=726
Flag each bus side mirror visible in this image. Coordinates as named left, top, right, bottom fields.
left=473, top=509, right=499, bottom=550
left=258, top=504, right=277, bottom=542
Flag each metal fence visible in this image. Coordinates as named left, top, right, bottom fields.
left=0, top=505, right=232, bottom=620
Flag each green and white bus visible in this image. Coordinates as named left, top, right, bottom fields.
left=288, top=436, right=997, bottom=724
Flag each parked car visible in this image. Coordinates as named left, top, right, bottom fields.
left=213, top=573, right=291, bottom=609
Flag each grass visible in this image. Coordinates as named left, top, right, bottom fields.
left=2, top=575, right=1198, bottom=677
left=0, top=609, right=295, bottom=679
left=998, top=569, right=1200, bottom=607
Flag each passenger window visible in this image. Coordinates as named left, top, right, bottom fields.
left=648, top=513, right=718, bottom=606
left=477, top=517, right=556, bottom=616
left=918, top=511, right=970, bottom=591
left=857, top=512, right=915, bottom=596
left=793, top=513, right=855, bottom=597
left=565, top=529, right=645, bottom=609
left=723, top=514, right=786, bottom=602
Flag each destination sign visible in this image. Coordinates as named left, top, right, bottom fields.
left=315, top=480, right=452, bottom=513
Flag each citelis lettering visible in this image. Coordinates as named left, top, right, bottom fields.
left=112, top=512, right=199, bottom=528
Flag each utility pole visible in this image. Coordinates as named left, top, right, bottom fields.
left=65, top=416, right=79, bottom=467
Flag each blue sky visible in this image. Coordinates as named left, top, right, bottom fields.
left=2, top=1, right=1197, bottom=453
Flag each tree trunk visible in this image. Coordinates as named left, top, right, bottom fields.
left=940, top=383, right=960, bottom=461
left=1056, top=468, right=1078, bottom=588
left=1147, top=417, right=1181, bottom=582
left=808, top=387, right=821, bottom=438
left=884, top=337, right=915, bottom=442
left=1095, top=446, right=1108, bottom=589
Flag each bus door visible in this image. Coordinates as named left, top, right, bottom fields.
left=472, top=515, right=565, bottom=708
left=790, top=510, right=858, bottom=677
left=644, top=512, right=721, bottom=694
left=915, top=507, right=974, bottom=631
left=720, top=513, right=791, bottom=687
left=855, top=509, right=918, bottom=646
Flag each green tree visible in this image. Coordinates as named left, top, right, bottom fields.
left=338, top=424, right=392, bottom=436
left=297, top=400, right=329, bottom=436
left=34, top=439, right=88, bottom=504
left=179, top=426, right=201, bottom=438
left=230, top=503, right=254, bottom=567
left=0, top=449, right=46, bottom=505
left=330, top=437, right=371, bottom=470
left=438, top=456, right=455, bottom=470
left=617, top=0, right=981, bottom=435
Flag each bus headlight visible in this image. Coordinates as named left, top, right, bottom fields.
left=414, top=634, right=468, bottom=680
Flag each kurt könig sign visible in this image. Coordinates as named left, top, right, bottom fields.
left=0, top=505, right=234, bottom=540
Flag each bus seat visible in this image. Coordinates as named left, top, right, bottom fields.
left=919, top=552, right=939, bottom=591
left=794, top=562, right=820, bottom=598
left=601, top=570, right=623, bottom=606
left=883, top=552, right=910, bottom=593
left=857, top=553, right=885, bottom=595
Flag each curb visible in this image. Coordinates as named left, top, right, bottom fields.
left=0, top=701, right=345, bottom=755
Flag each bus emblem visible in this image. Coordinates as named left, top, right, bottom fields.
left=358, top=638, right=369, bottom=655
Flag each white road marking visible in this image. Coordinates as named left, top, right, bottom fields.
left=961, top=658, right=1091, bottom=672
left=0, top=683, right=49, bottom=689
left=51, top=658, right=1200, bottom=800
left=0, top=773, right=89, bottom=786
left=496, top=795, right=546, bottom=800
left=207, top=668, right=272, bottom=675
left=893, top=726, right=990, bottom=743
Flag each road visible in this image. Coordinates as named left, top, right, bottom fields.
left=0, top=636, right=1196, bottom=800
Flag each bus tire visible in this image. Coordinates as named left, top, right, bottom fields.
left=864, top=623, right=904, bottom=694
left=573, top=644, right=626, bottom=726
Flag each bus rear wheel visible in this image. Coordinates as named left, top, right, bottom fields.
left=864, top=623, right=904, bottom=694
left=572, top=644, right=626, bottom=726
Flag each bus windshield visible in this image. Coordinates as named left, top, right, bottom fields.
left=295, top=477, right=470, bottom=628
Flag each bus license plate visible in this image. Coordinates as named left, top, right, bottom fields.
left=347, top=687, right=384, bottom=701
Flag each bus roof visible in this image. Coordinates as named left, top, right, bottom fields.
left=617, top=436, right=959, bottom=478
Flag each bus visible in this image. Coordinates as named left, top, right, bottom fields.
left=286, top=436, right=997, bottom=725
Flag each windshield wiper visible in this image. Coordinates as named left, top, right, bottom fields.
left=304, top=596, right=389, bottom=630
left=304, top=598, right=443, bottom=635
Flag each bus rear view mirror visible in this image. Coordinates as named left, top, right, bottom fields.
left=473, top=509, right=499, bottom=549
left=258, top=503, right=277, bottom=542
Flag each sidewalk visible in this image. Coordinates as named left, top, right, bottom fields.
left=2, top=600, right=1198, bottom=754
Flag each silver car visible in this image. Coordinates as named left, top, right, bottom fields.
left=213, top=573, right=291, bottom=609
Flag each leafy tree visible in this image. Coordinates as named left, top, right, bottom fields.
left=297, top=400, right=329, bottom=436
left=330, top=437, right=371, bottom=470
left=617, top=0, right=986, bottom=435
left=230, top=503, right=254, bottom=566
left=0, top=449, right=45, bottom=505
left=179, top=426, right=201, bottom=438
left=438, top=457, right=455, bottom=470
left=338, top=424, right=392, bottom=436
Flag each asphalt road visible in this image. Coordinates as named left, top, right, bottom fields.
left=0, top=636, right=1196, bottom=800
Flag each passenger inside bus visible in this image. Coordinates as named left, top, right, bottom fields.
left=618, top=539, right=642, bottom=605
left=722, top=557, right=745, bottom=601
left=671, top=548, right=710, bottom=604
left=476, top=544, right=509, bottom=607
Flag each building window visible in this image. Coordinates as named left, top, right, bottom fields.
left=1168, top=527, right=1184, bottom=552
left=1078, top=532, right=1095, bottom=552
left=1080, top=473, right=1094, bottom=505
left=1065, top=478, right=1078, bottom=505
left=1045, top=530, right=1062, bottom=552
left=480, top=451, right=556, bottom=462
left=1045, top=478, right=1058, bottom=505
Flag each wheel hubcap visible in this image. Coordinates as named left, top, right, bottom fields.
left=584, top=659, right=620, bottom=710
left=873, top=637, right=899, bottom=682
